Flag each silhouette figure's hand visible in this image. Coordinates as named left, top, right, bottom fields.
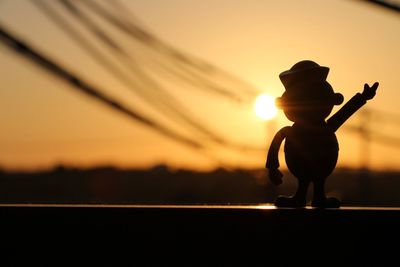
left=362, top=82, right=379, bottom=100
left=269, top=168, right=283, bottom=185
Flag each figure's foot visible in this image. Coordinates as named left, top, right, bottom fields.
left=311, top=197, right=341, bottom=208
left=275, top=196, right=306, bottom=208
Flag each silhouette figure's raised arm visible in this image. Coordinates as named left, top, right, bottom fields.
left=327, top=93, right=366, bottom=132
left=327, top=82, right=379, bottom=132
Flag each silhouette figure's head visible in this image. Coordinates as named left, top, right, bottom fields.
left=276, top=60, right=344, bottom=122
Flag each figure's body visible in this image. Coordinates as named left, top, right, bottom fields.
left=266, top=60, right=379, bottom=208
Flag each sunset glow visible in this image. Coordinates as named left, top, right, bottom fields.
left=0, top=0, right=399, bottom=171
left=254, top=93, right=278, bottom=121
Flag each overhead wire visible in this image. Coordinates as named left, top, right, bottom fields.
left=0, top=23, right=204, bottom=150
left=81, top=0, right=243, bottom=102
left=58, top=0, right=245, bottom=146
left=0, top=24, right=263, bottom=178
left=80, top=0, right=259, bottom=101
left=365, top=0, right=400, bottom=13
left=57, top=0, right=265, bottom=152
left=33, top=0, right=227, bottom=145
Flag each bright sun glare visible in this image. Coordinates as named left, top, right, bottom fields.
left=254, top=93, right=278, bottom=121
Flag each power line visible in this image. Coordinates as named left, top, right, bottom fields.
left=82, top=0, right=242, bottom=101
left=0, top=22, right=265, bottom=172
left=80, top=0, right=259, bottom=101
left=33, top=0, right=227, bottom=145
left=0, top=23, right=204, bottom=150
left=52, top=0, right=264, bottom=152
left=364, top=0, right=400, bottom=13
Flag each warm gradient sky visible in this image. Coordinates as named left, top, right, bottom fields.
left=0, top=0, right=399, bottom=171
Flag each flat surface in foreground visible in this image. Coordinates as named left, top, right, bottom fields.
left=1, top=204, right=399, bottom=264
left=2, top=203, right=400, bottom=209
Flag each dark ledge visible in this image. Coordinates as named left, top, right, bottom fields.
left=1, top=204, right=399, bottom=264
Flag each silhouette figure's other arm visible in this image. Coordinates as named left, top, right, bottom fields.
left=327, top=82, right=379, bottom=132
left=266, top=126, right=291, bottom=185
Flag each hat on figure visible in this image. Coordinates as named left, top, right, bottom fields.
left=276, top=60, right=343, bottom=108
left=279, top=60, right=330, bottom=90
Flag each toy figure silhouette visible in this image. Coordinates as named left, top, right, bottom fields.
left=266, top=60, right=379, bottom=208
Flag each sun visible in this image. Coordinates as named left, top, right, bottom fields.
left=254, top=93, right=278, bottom=121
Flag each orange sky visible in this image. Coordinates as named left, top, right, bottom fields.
left=0, top=0, right=399, bottom=171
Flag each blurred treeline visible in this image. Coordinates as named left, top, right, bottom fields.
left=0, top=165, right=398, bottom=207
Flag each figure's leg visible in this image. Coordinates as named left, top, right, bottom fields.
left=294, top=179, right=310, bottom=200
left=275, top=179, right=309, bottom=207
left=311, top=179, right=340, bottom=208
